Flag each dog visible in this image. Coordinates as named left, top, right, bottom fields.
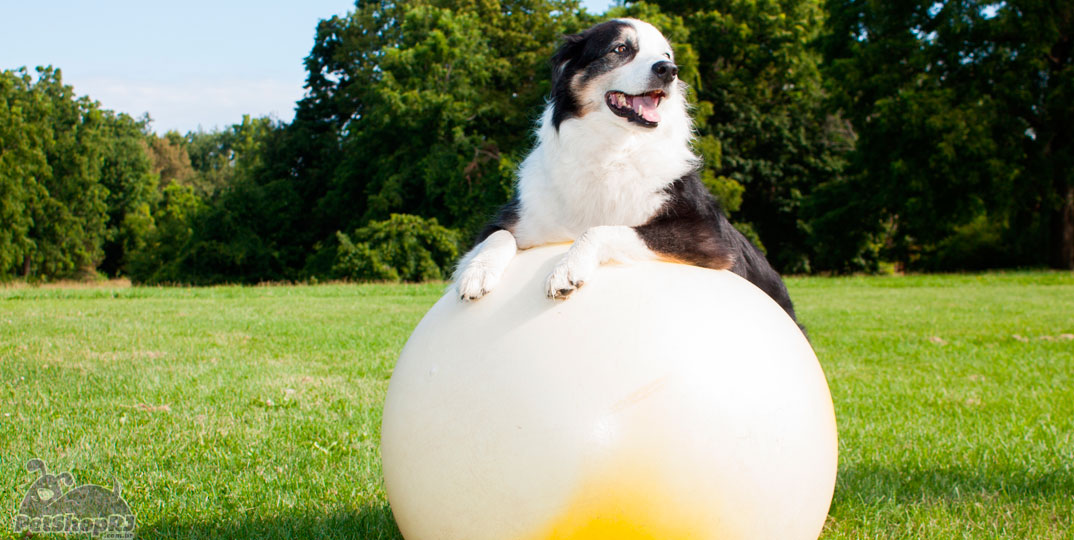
left=453, top=18, right=800, bottom=325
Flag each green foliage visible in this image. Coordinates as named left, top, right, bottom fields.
left=692, top=133, right=745, bottom=212
left=924, top=213, right=1011, bottom=272
left=127, top=0, right=595, bottom=285
left=97, top=111, right=159, bottom=277
left=0, top=68, right=166, bottom=280
left=1, top=68, right=116, bottom=279
left=0, top=71, right=45, bottom=277
left=334, top=214, right=460, bottom=282
left=821, top=0, right=1074, bottom=270
left=732, top=220, right=766, bottom=254
left=306, top=0, right=592, bottom=239
left=0, top=1, right=854, bottom=283
left=126, top=184, right=205, bottom=284
left=131, top=116, right=301, bottom=285
left=7, top=0, right=1071, bottom=281
left=635, top=0, right=844, bottom=273
left=803, top=168, right=882, bottom=273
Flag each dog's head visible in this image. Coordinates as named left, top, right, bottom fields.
left=549, top=19, right=685, bottom=131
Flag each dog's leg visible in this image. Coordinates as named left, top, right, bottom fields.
left=454, top=229, right=518, bottom=301
left=546, top=226, right=654, bottom=299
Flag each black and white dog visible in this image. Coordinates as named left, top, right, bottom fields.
left=453, top=18, right=799, bottom=324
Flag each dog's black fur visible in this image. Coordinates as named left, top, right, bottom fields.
left=550, top=20, right=636, bottom=129
left=476, top=171, right=799, bottom=325
left=634, top=171, right=799, bottom=323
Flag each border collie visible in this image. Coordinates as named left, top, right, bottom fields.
left=453, top=18, right=799, bottom=325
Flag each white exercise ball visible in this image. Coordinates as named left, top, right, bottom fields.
left=381, top=243, right=837, bottom=540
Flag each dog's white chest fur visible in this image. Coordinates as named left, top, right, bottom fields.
left=513, top=107, right=695, bottom=249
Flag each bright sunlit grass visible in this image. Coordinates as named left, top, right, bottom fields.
left=2, top=272, right=1071, bottom=539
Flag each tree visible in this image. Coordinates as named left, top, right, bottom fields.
left=0, top=70, right=48, bottom=278
left=152, top=0, right=596, bottom=283
left=334, top=214, right=460, bottom=282
left=140, top=116, right=296, bottom=284
left=640, top=0, right=845, bottom=272
left=0, top=68, right=112, bottom=279
left=145, top=130, right=197, bottom=190
left=97, top=111, right=159, bottom=277
left=303, top=0, right=592, bottom=239
left=126, top=183, right=205, bottom=284
left=822, top=0, right=1073, bottom=269
left=183, top=126, right=244, bottom=196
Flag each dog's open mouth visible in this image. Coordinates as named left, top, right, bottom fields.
left=605, top=90, right=665, bottom=127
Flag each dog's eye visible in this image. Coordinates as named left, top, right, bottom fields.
left=613, top=44, right=629, bottom=55
left=664, top=52, right=672, bottom=59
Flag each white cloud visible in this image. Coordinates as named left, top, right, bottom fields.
left=69, top=76, right=304, bottom=134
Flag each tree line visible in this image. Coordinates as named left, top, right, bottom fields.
left=1, top=0, right=1070, bottom=284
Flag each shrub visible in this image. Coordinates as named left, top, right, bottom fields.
left=334, top=214, right=460, bottom=282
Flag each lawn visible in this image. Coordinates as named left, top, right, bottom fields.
left=2, top=272, right=1072, bottom=539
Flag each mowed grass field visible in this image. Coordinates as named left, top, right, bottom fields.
left=1, top=272, right=1072, bottom=539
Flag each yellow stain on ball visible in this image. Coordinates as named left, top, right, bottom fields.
left=381, top=244, right=837, bottom=540
left=533, top=456, right=708, bottom=540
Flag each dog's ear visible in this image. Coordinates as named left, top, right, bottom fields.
left=548, top=32, right=587, bottom=129
left=550, top=32, right=586, bottom=85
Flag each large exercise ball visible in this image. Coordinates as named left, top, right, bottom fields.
left=381, top=243, right=837, bottom=540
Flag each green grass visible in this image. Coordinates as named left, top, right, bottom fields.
left=792, top=272, right=1074, bottom=539
left=2, top=273, right=1072, bottom=539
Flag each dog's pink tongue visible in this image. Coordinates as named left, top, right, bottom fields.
left=631, top=94, right=661, bottom=123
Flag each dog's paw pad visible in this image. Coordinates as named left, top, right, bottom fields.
left=546, top=262, right=586, bottom=300
left=459, top=289, right=489, bottom=301
left=554, top=287, right=575, bottom=299
left=456, top=265, right=499, bottom=302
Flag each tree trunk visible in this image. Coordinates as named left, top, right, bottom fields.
left=21, top=255, right=31, bottom=277
left=1059, top=186, right=1074, bottom=270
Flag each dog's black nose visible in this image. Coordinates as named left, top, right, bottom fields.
left=652, top=61, right=679, bottom=84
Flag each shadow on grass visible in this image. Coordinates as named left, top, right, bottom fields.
left=833, top=463, right=1074, bottom=506
left=141, top=502, right=402, bottom=540
left=128, top=467, right=1074, bottom=538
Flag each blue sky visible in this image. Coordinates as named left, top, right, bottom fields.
left=2, top=1, right=612, bottom=134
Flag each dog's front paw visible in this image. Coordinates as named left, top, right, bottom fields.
left=456, top=263, right=502, bottom=301
left=545, top=254, right=596, bottom=300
